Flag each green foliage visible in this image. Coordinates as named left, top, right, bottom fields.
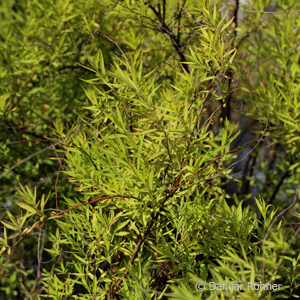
left=237, top=0, right=300, bottom=204
left=0, top=0, right=299, bottom=299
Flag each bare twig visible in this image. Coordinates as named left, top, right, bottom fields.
left=268, top=170, right=290, bottom=204
left=149, top=4, right=190, bottom=73
left=0, top=145, right=54, bottom=180
left=245, top=9, right=300, bottom=15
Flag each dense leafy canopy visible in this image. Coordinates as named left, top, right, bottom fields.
left=0, top=0, right=299, bottom=299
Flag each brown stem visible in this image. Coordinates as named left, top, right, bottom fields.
left=149, top=5, right=190, bottom=73
left=221, top=0, right=240, bottom=121
left=110, top=214, right=156, bottom=294
left=268, top=170, right=290, bottom=204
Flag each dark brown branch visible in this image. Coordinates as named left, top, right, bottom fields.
left=149, top=4, right=161, bottom=21
left=176, top=0, right=187, bottom=43
left=268, top=170, right=290, bottom=204
left=111, top=213, right=156, bottom=294
left=149, top=5, right=190, bottom=73
left=240, top=152, right=257, bottom=198
left=162, top=0, right=166, bottom=24
left=221, top=0, right=240, bottom=121
left=158, top=2, right=161, bottom=21
left=233, top=0, right=239, bottom=36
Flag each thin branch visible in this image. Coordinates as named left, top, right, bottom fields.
left=54, top=194, right=139, bottom=217
left=176, top=0, right=187, bottom=43
left=149, top=4, right=161, bottom=21
left=245, top=9, right=300, bottom=15
left=221, top=0, right=240, bottom=121
left=268, top=170, right=290, bottom=204
left=149, top=4, right=190, bottom=73
left=233, top=0, right=239, bottom=33
left=102, top=33, right=126, bottom=58
left=111, top=212, right=157, bottom=294
left=162, top=0, right=166, bottom=24
left=8, top=194, right=138, bottom=252
left=79, top=0, right=122, bottom=60
left=0, top=145, right=54, bottom=180
left=240, top=153, right=257, bottom=197
left=0, top=172, right=57, bottom=196
left=194, top=106, right=221, bottom=140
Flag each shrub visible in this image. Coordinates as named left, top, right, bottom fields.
left=1, top=0, right=299, bottom=299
